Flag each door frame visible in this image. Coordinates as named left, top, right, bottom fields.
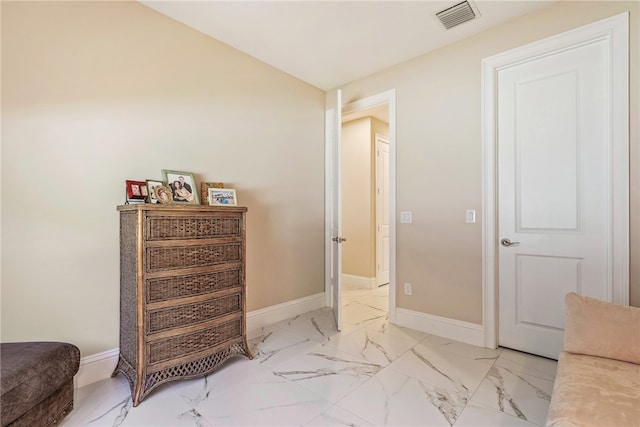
left=481, top=13, right=629, bottom=349
left=325, top=89, right=397, bottom=323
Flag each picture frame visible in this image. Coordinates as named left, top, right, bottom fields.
left=161, top=170, right=199, bottom=205
left=145, top=179, right=164, bottom=204
left=200, top=182, right=225, bottom=205
left=153, top=185, right=173, bottom=204
left=208, top=188, right=237, bottom=206
left=125, top=180, right=147, bottom=202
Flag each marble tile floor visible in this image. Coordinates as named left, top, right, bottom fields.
left=61, top=286, right=557, bottom=426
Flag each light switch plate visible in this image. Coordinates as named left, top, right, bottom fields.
left=400, top=211, right=412, bottom=223
left=466, top=210, right=476, bottom=224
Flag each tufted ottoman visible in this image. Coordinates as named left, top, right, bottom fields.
left=1, top=342, right=80, bottom=427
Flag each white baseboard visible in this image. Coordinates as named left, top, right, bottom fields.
left=395, top=308, right=485, bottom=348
left=246, top=292, right=326, bottom=333
left=76, top=292, right=327, bottom=388
left=342, top=274, right=376, bottom=290
left=75, top=348, right=119, bottom=389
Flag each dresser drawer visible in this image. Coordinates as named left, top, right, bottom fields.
left=146, top=243, right=242, bottom=272
left=146, top=268, right=242, bottom=303
left=146, top=215, right=242, bottom=241
left=147, top=293, right=242, bottom=334
left=147, top=318, right=242, bottom=365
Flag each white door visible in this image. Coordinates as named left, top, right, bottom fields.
left=497, top=34, right=623, bottom=359
left=326, top=90, right=343, bottom=331
left=376, top=136, right=390, bottom=286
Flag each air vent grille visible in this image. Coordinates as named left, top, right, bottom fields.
left=436, top=1, right=476, bottom=30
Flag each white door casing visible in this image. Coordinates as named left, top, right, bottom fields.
left=482, top=13, right=629, bottom=355
left=376, top=135, right=390, bottom=287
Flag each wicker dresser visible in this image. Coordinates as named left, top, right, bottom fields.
left=112, top=204, right=252, bottom=406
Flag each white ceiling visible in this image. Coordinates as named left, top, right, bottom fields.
left=140, top=1, right=555, bottom=91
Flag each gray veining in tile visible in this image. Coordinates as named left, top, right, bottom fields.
left=60, top=287, right=556, bottom=427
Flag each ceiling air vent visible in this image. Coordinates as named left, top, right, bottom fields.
left=436, top=1, right=476, bottom=30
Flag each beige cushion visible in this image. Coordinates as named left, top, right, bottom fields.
left=563, top=292, right=640, bottom=365
left=546, top=351, right=640, bottom=427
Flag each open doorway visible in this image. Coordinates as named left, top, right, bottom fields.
left=340, top=102, right=392, bottom=328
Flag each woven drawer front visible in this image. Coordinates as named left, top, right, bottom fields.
left=148, top=318, right=242, bottom=365
left=146, top=268, right=241, bottom=303
left=148, top=293, right=241, bottom=333
left=147, top=216, right=241, bottom=241
left=147, top=243, right=241, bottom=272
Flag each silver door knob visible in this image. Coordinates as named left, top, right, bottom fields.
left=332, top=236, right=347, bottom=243
left=501, top=238, right=519, bottom=247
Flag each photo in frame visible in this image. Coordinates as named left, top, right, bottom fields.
left=161, top=170, right=199, bottom=204
left=200, top=182, right=225, bottom=205
left=125, top=180, right=147, bottom=202
left=208, top=188, right=237, bottom=206
left=146, top=179, right=164, bottom=204
left=153, top=185, right=173, bottom=204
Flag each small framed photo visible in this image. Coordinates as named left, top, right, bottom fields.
left=153, top=185, right=173, bottom=204
left=126, top=180, right=147, bottom=201
left=146, top=179, right=164, bottom=204
left=200, top=182, right=225, bottom=205
left=208, top=188, right=237, bottom=206
left=161, top=170, right=199, bottom=205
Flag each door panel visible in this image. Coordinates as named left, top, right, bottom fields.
left=376, top=137, right=390, bottom=286
left=328, top=90, right=343, bottom=330
left=498, top=39, right=611, bottom=359
left=517, top=71, right=578, bottom=231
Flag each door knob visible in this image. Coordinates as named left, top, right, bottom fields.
left=501, top=238, right=519, bottom=247
left=332, top=236, right=347, bottom=243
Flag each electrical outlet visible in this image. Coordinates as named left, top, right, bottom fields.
left=404, top=282, right=412, bottom=295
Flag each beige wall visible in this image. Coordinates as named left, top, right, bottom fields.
left=330, top=1, right=640, bottom=324
left=1, top=1, right=325, bottom=356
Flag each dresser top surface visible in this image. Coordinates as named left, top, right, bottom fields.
left=117, top=204, right=247, bottom=213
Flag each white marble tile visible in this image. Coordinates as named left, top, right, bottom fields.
left=269, top=307, right=343, bottom=345
left=387, top=341, right=494, bottom=400
left=168, top=357, right=288, bottom=401
left=352, top=287, right=390, bottom=312
left=246, top=321, right=285, bottom=340
left=326, top=319, right=422, bottom=367
left=60, top=376, right=132, bottom=426
left=248, top=327, right=319, bottom=367
left=418, top=332, right=460, bottom=348
left=455, top=403, right=540, bottom=426
left=305, top=405, right=375, bottom=426
left=194, top=376, right=332, bottom=426
left=337, top=366, right=461, bottom=426
left=107, top=383, right=211, bottom=427
left=366, top=317, right=428, bottom=343
left=495, top=348, right=558, bottom=381
left=436, top=340, right=503, bottom=363
left=469, top=365, right=554, bottom=426
left=342, top=300, right=387, bottom=330
left=64, top=287, right=563, bottom=427
left=270, top=343, right=383, bottom=403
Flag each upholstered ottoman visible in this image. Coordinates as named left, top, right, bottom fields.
left=1, top=342, right=80, bottom=427
left=546, top=293, right=640, bottom=427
